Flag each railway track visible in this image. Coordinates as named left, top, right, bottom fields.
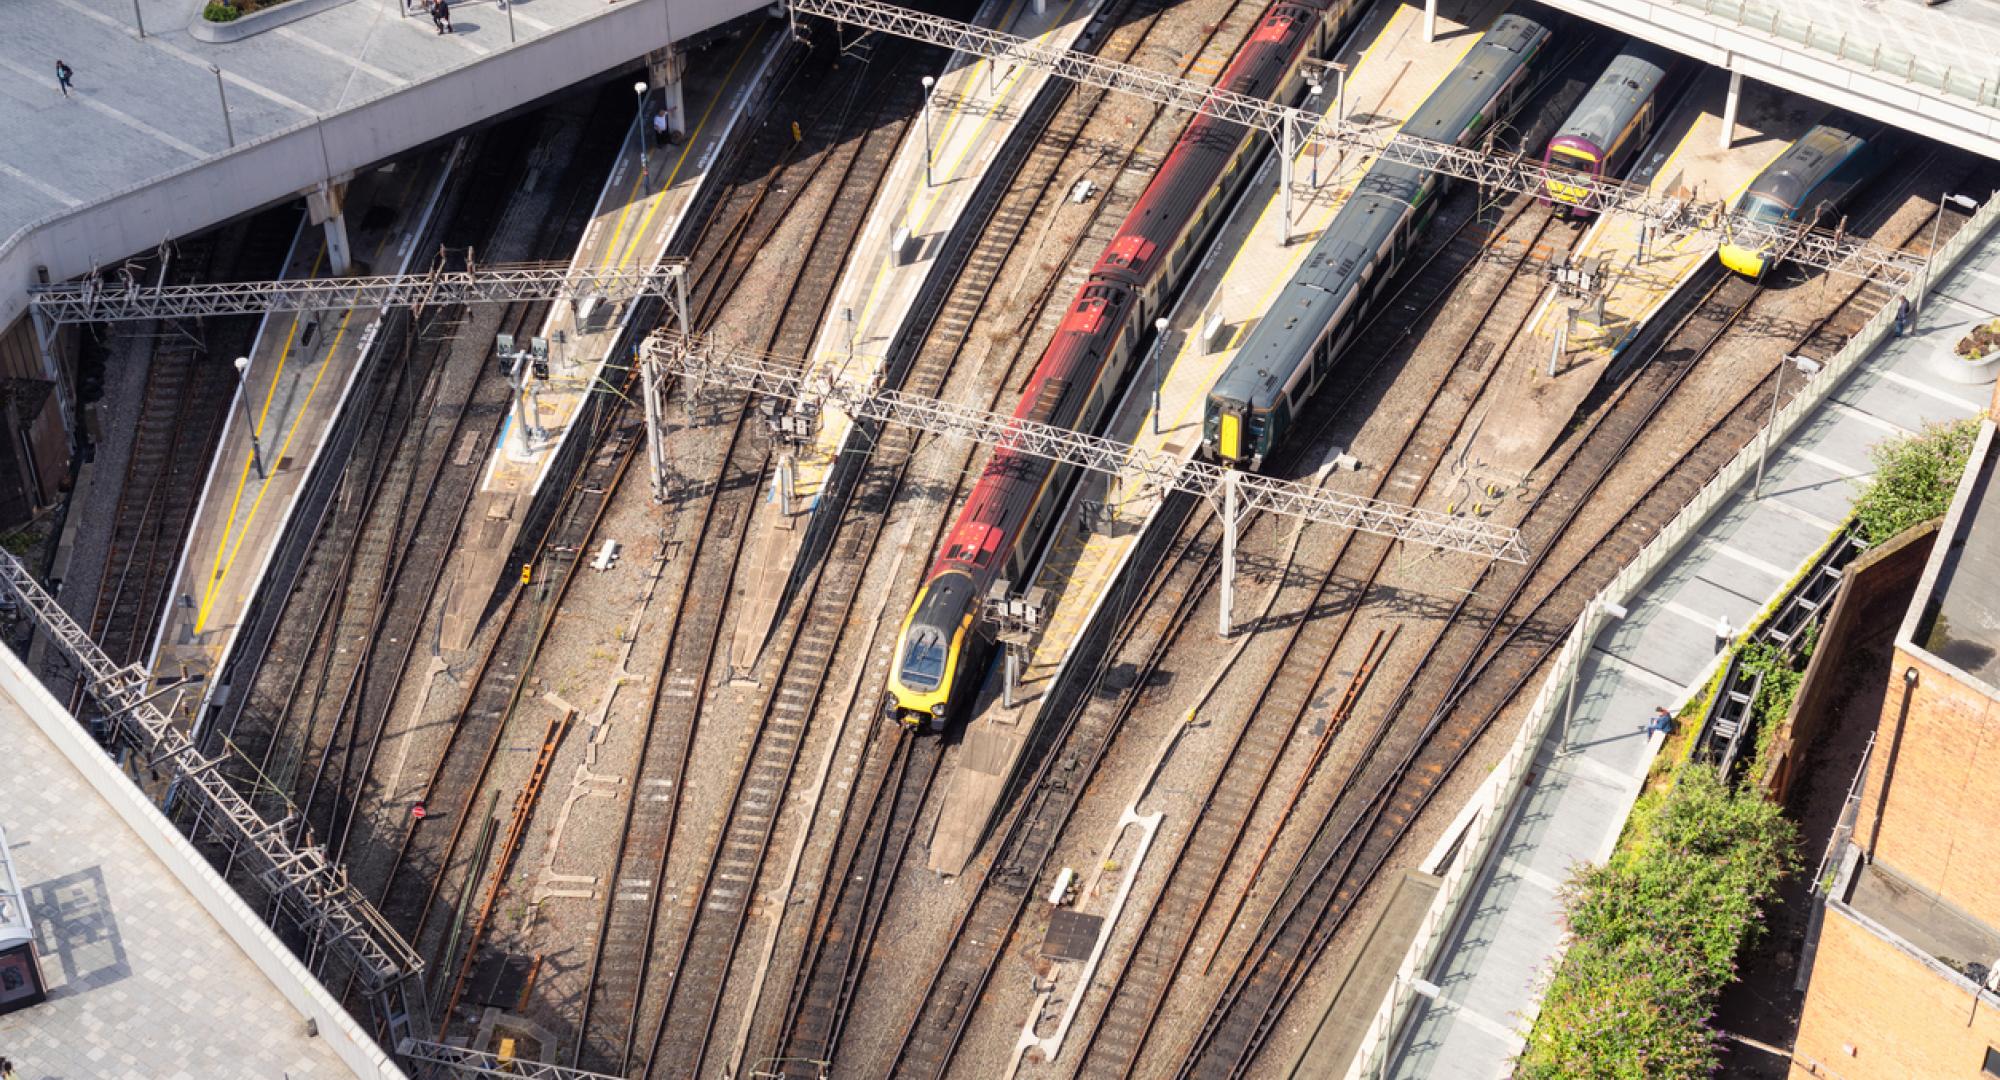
left=1071, top=195, right=1567, bottom=1080
left=78, top=213, right=296, bottom=690
left=1166, top=156, right=1997, bottom=1080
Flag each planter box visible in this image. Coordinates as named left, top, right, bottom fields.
left=1936, top=347, right=2000, bottom=385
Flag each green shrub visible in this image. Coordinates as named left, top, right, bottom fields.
left=203, top=1, right=240, bottom=20
left=1851, top=418, right=1980, bottom=543
left=1520, top=768, right=1796, bottom=1078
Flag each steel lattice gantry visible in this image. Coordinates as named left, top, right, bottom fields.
left=28, top=261, right=688, bottom=324
left=397, top=1040, right=629, bottom=1080
left=643, top=329, right=1524, bottom=624
left=788, top=0, right=1932, bottom=285
left=0, top=552, right=423, bottom=997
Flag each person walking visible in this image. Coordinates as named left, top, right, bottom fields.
left=1895, top=295, right=1911, bottom=337
left=55, top=59, right=73, bottom=97
left=436, top=0, right=451, bottom=32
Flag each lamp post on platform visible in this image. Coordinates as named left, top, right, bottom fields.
left=633, top=81, right=650, bottom=189
left=1150, top=316, right=1169, bottom=435
left=233, top=357, right=267, bottom=480
left=921, top=75, right=937, bottom=187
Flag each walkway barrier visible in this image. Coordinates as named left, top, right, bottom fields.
left=1664, top=0, right=2000, bottom=110
left=1342, top=190, right=2000, bottom=1079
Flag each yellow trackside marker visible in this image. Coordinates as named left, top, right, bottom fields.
left=521, top=563, right=533, bottom=585
left=791, top=121, right=802, bottom=143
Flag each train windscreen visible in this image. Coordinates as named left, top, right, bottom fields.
left=900, top=629, right=948, bottom=691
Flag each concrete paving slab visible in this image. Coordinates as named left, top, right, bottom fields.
left=0, top=662, right=360, bottom=1079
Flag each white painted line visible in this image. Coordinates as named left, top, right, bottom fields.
left=1500, top=856, right=1564, bottom=896
left=0, top=160, right=81, bottom=208
left=1562, top=745, right=1646, bottom=792
left=1590, top=647, right=1688, bottom=696
left=1882, top=369, right=1984, bottom=413
left=1760, top=497, right=1843, bottom=534
left=1704, top=540, right=1792, bottom=580
left=1660, top=599, right=1716, bottom=632
left=1436, top=996, right=1527, bottom=1046
left=48, top=0, right=317, bottom=115
left=0, top=56, right=206, bottom=158
left=276, top=28, right=408, bottom=88
left=1796, top=447, right=1866, bottom=480
left=1827, top=398, right=1912, bottom=437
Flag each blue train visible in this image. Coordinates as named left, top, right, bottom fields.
left=1203, top=12, right=1554, bottom=468
left=1717, top=112, right=1889, bottom=278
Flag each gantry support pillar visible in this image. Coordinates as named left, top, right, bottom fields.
left=647, top=48, right=688, bottom=140
left=1721, top=67, right=1742, bottom=151
left=1424, top=0, right=1437, bottom=42
left=306, top=179, right=353, bottom=276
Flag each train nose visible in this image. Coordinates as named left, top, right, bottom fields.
left=1717, top=243, right=1766, bottom=279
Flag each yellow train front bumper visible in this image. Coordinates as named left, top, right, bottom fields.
left=1717, top=242, right=1767, bottom=278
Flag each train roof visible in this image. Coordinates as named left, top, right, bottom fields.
left=1741, top=112, right=1882, bottom=211
left=1209, top=13, right=1552, bottom=410
left=1401, top=13, right=1552, bottom=147
left=1550, top=41, right=1674, bottom=153
left=1209, top=164, right=1423, bottom=406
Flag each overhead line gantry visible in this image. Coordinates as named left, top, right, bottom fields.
left=28, top=260, right=687, bottom=324
left=788, top=0, right=1929, bottom=285
left=642, top=330, right=1527, bottom=635
left=0, top=552, right=424, bottom=1006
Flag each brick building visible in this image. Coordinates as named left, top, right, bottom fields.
left=1791, top=419, right=2000, bottom=1078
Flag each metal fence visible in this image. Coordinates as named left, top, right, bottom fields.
left=1343, top=190, right=2000, bottom=1078
left=1668, top=0, right=2000, bottom=110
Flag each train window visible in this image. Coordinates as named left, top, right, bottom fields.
left=900, top=629, right=948, bottom=691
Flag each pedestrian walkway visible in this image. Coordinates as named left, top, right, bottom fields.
left=929, top=0, right=1505, bottom=876
left=149, top=154, right=454, bottom=700
left=1379, top=219, right=2000, bottom=1079
left=0, top=644, right=385, bottom=1079
left=727, top=0, right=1102, bottom=676
left=0, top=0, right=767, bottom=331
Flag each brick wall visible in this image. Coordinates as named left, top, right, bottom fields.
left=1791, top=906, right=2000, bottom=1078
left=1762, top=523, right=1936, bottom=803
left=1852, top=645, right=2000, bottom=925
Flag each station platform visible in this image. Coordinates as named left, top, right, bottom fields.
left=727, top=0, right=1102, bottom=676
left=1469, top=69, right=1812, bottom=480
left=1380, top=203, right=2000, bottom=1080
left=0, top=0, right=768, bottom=334
left=149, top=154, right=455, bottom=701
left=0, top=643, right=390, bottom=1078
left=435, top=29, right=779, bottom=651
left=929, top=0, right=1504, bottom=876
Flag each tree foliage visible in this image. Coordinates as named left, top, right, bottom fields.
left=1520, top=768, right=1796, bottom=1078
left=1851, top=419, right=1981, bottom=543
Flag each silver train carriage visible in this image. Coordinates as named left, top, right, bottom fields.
left=1540, top=40, right=1678, bottom=216
left=1204, top=11, right=1554, bottom=468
